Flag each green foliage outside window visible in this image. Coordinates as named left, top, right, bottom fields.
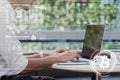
left=14, top=0, right=120, bottom=51
left=15, top=0, right=117, bottom=31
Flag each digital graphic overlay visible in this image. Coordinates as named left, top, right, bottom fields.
left=90, top=50, right=117, bottom=76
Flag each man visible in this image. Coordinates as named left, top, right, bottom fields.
left=0, top=0, right=79, bottom=80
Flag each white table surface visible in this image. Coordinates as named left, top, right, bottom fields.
left=52, top=63, right=120, bottom=73
left=52, top=52, right=120, bottom=73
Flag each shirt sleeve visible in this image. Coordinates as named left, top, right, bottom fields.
left=0, top=5, right=28, bottom=75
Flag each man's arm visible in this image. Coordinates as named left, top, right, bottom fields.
left=21, top=51, right=79, bottom=74
left=21, top=56, right=59, bottom=74
left=25, top=48, right=69, bottom=59
left=25, top=53, right=41, bottom=59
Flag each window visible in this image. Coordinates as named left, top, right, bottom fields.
left=14, top=0, right=120, bottom=51
left=15, top=0, right=117, bottom=31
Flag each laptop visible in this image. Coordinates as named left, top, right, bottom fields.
left=58, top=24, right=105, bottom=65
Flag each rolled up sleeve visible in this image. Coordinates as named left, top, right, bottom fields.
left=10, top=55, right=28, bottom=74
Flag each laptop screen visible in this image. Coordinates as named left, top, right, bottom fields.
left=80, top=25, right=105, bottom=59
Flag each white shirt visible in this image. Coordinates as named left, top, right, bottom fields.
left=0, top=0, right=28, bottom=77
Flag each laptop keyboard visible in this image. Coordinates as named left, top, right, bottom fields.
left=71, top=58, right=90, bottom=62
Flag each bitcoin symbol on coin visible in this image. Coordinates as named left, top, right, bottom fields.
left=99, top=55, right=110, bottom=69
left=93, top=55, right=110, bottom=69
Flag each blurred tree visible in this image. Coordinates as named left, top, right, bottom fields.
left=15, top=0, right=117, bottom=31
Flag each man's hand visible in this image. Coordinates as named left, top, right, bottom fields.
left=55, top=48, right=69, bottom=53
left=55, top=51, right=80, bottom=62
left=43, top=48, right=68, bottom=57
left=25, top=48, right=69, bottom=59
